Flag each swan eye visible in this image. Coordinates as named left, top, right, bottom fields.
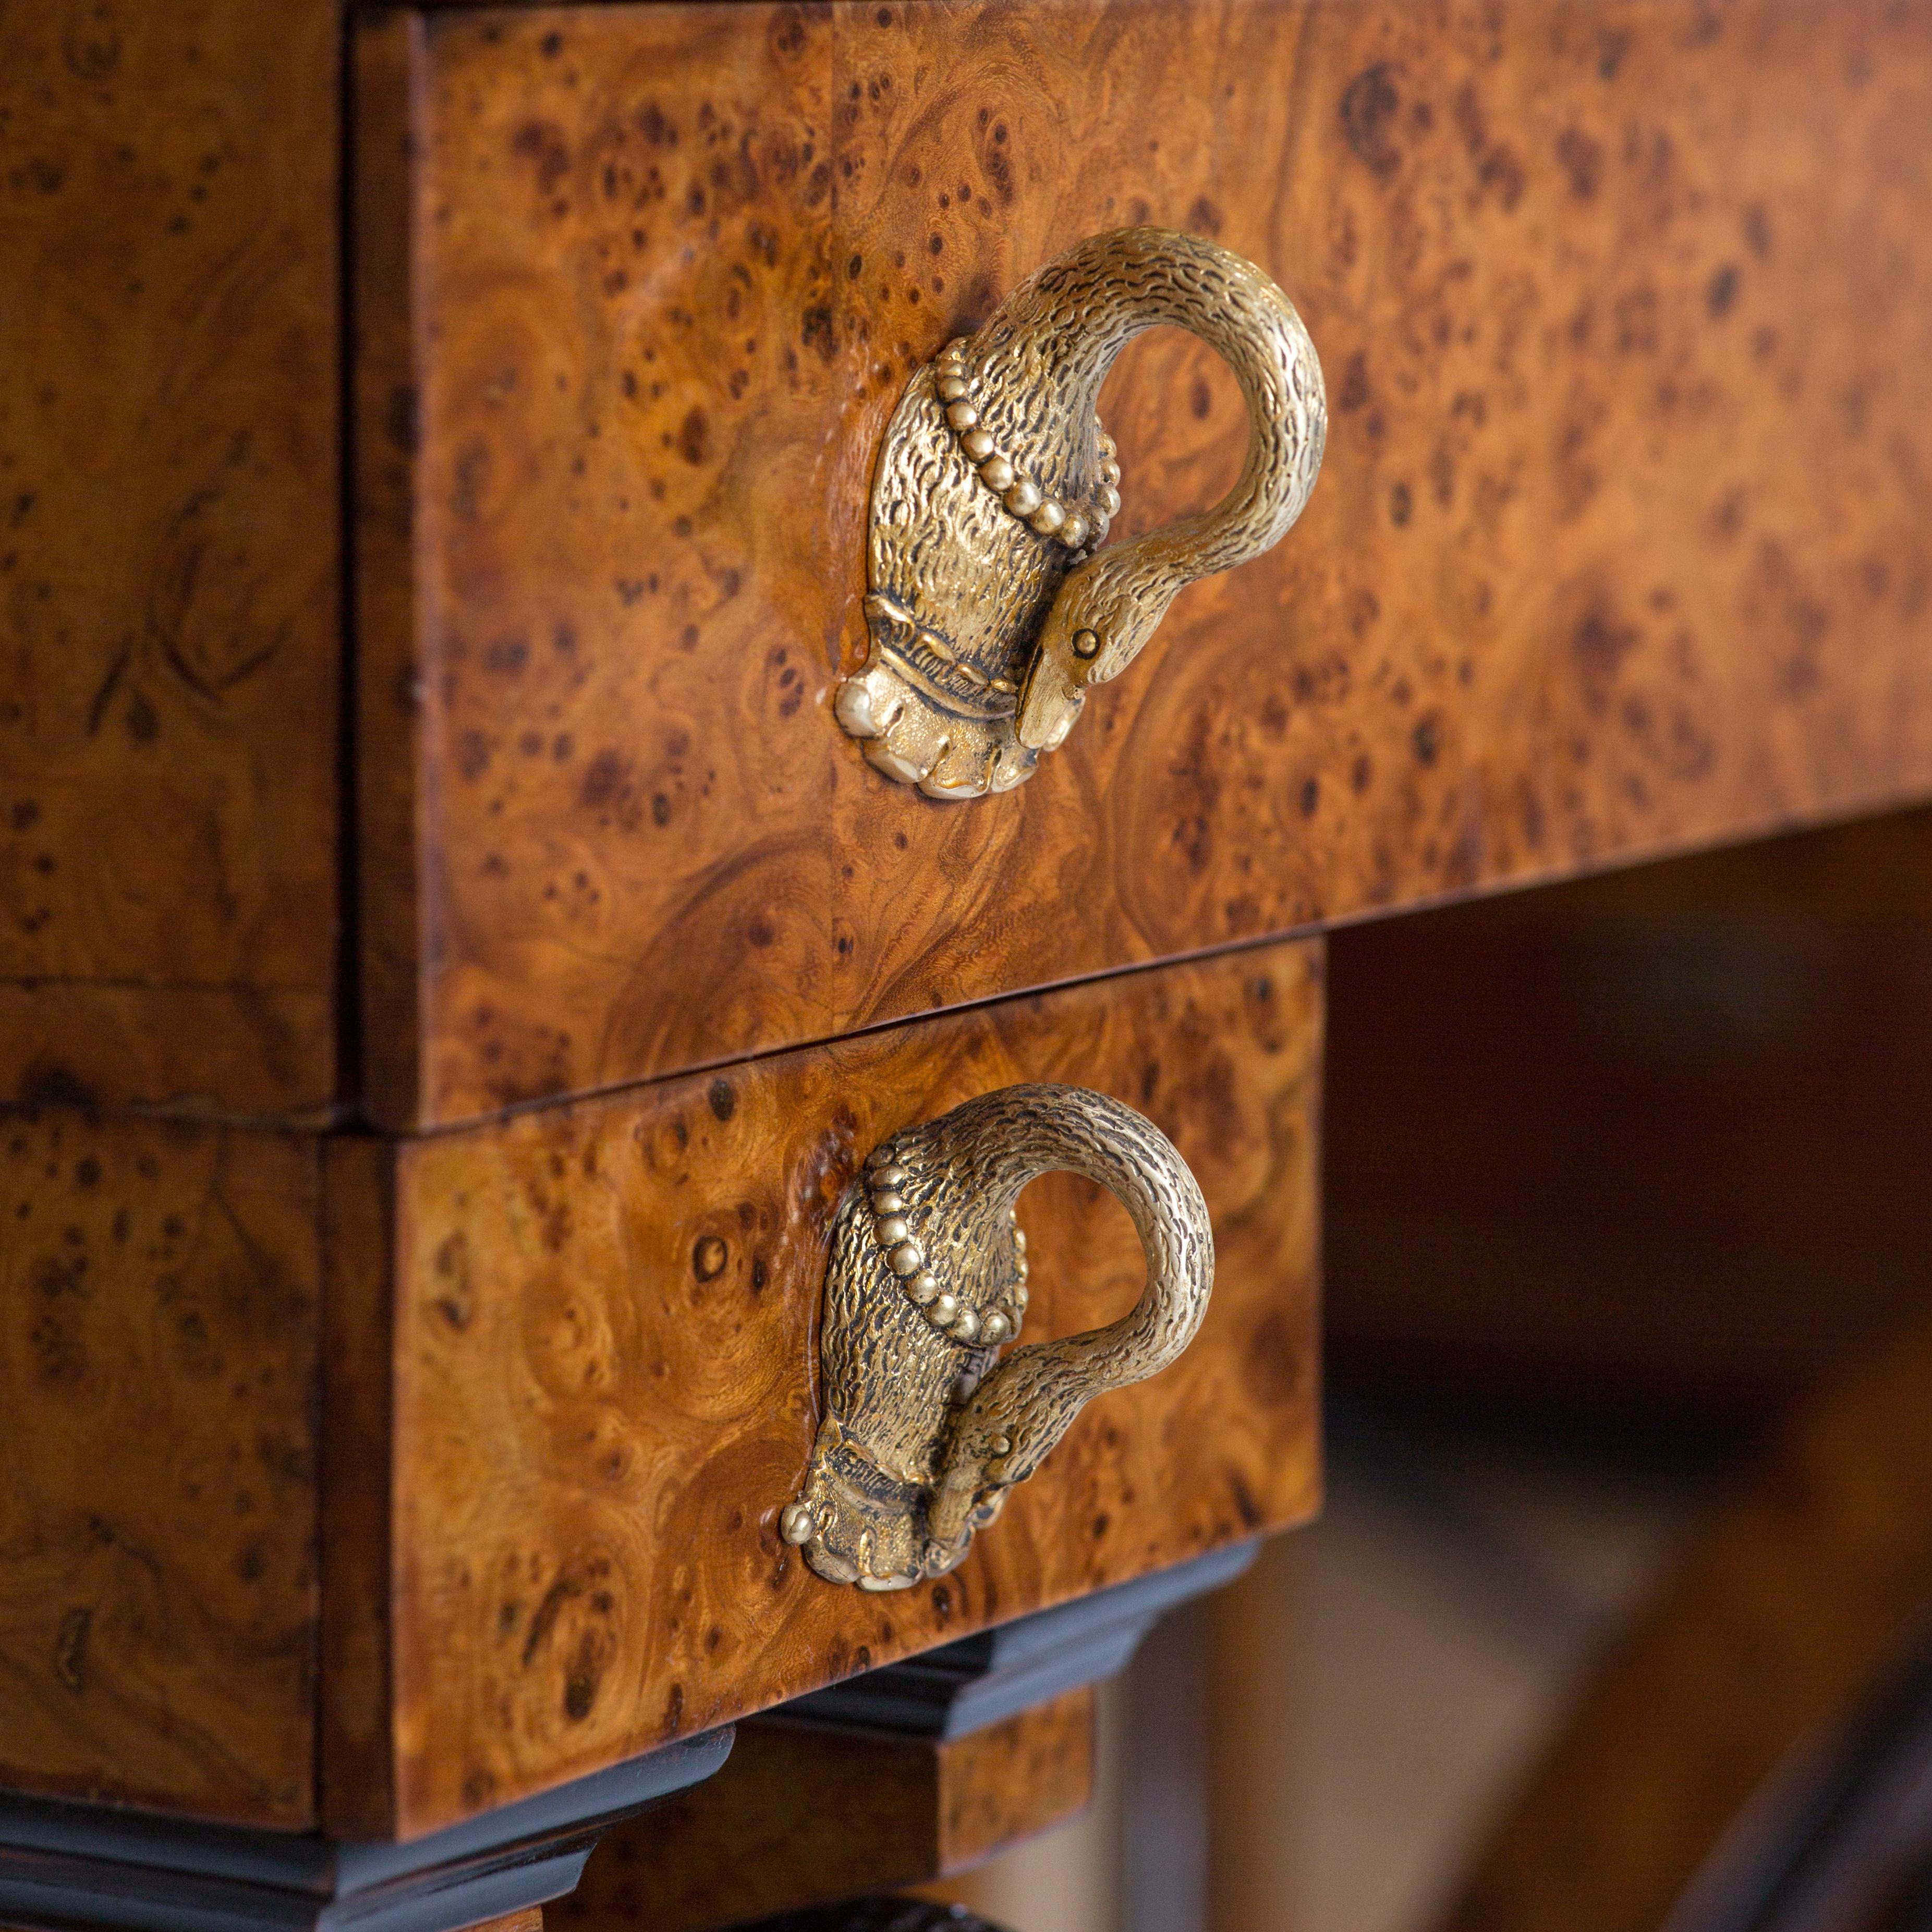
left=1072, top=628, right=1102, bottom=660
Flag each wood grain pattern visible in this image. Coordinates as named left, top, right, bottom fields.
left=320, top=1133, right=401, bottom=1838
left=355, top=11, right=433, bottom=1137
left=1326, top=804, right=1932, bottom=1428
left=359, top=0, right=1932, bottom=1126
left=0, top=1111, right=320, bottom=1824
left=556, top=1691, right=1093, bottom=1932
left=339, top=940, right=1320, bottom=1834
left=935, top=1690, right=1095, bottom=1872
left=1443, top=1306, right=1932, bottom=1932
left=0, top=0, right=341, bottom=1121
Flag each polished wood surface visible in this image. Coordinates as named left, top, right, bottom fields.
left=320, top=1133, right=402, bottom=1836
left=1442, top=1308, right=1932, bottom=1932
left=327, top=941, right=1321, bottom=1834
left=353, top=13, right=432, bottom=1137
left=357, top=0, right=1932, bottom=1126
left=11, top=6, right=1929, bottom=1916
left=1327, top=805, right=1932, bottom=1427
left=558, top=1691, right=1093, bottom=1932
left=0, top=0, right=341, bottom=1122
left=0, top=1112, right=320, bottom=1825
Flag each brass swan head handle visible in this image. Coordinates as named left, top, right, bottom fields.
left=780, top=1084, right=1213, bottom=1590
left=835, top=226, right=1327, bottom=799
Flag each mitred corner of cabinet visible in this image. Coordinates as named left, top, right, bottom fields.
left=320, top=1133, right=404, bottom=1839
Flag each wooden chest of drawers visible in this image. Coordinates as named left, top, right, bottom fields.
left=4, top=0, right=1931, bottom=1925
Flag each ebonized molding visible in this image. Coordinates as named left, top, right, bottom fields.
left=0, top=1521, right=1253, bottom=1929
left=782, top=1541, right=1255, bottom=1739
left=0, top=1732, right=732, bottom=1932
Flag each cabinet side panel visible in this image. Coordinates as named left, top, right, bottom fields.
left=0, top=0, right=342, bottom=1120
left=0, top=1113, right=321, bottom=1825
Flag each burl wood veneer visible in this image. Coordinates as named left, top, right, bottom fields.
left=358, top=0, right=1932, bottom=1126
left=0, top=1111, right=321, bottom=1826
left=0, top=0, right=341, bottom=1122
left=556, top=1691, right=1095, bottom=1932
left=324, top=941, right=1321, bottom=1837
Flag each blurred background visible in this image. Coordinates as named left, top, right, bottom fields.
left=926, top=802, right=1932, bottom=1932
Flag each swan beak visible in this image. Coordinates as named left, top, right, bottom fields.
left=1017, top=644, right=1087, bottom=752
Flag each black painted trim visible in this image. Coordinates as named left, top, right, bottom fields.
left=0, top=1540, right=1261, bottom=1926
left=0, top=1729, right=733, bottom=1932
left=782, top=1540, right=1257, bottom=1739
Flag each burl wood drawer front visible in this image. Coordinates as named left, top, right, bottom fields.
left=356, top=0, right=1932, bottom=1128
left=323, top=941, right=1320, bottom=1838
